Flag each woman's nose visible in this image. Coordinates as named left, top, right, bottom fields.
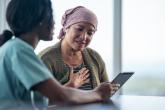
left=81, top=32, right=87, bottom=40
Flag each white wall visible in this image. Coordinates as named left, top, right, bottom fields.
left=0, top=0, right=10, bottom=33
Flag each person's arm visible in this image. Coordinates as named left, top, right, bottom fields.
left=32, top=78, right=99, bottom=105
left=32, top=78, right=119, bottom=105
left=31, top=66, right=118, bottom=105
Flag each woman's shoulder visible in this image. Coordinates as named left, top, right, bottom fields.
left=85, top=47, right=101, bottom=57
left=84, top=47, right=104, bottom=63
left=38, top=42, right=61, bottom=59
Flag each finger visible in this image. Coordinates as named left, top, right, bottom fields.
left=83, top=69, right=89, bottom=75
left=84, top=79, right=90, bottom=83
left=110, top=86, right=117, bottom=94
left=109, top=84, right=118, bottom=91
left=81, top=78, right=90, bottom=85
left=79, top=69, right=89, bottom=76
left=69, top=67, right=74, bottom=73
left=111, top=83, right=120, bottom=88
left=80, top=71, right=89, bottom=79
left=79, top=67, right=87, bottom=74
left=111, top=87, right=119, bottom=92
left=110, top=90, right=116, bottom=96
left=83, top=73, right=90, bottom=80
left=115, top=84, right=120, bottom=88
left=69, top=67, right=74, bottom=76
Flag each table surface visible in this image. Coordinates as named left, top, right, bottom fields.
left=48, top=95, right=165, bottom=110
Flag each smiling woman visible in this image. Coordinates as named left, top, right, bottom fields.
left=38, top=6, right=109, bottom=90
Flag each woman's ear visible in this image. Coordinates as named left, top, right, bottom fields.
left=64, top=28, right=68, bottom=34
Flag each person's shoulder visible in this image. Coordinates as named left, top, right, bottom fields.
left=85, top=47, right=104, bottom=60
left=85, top=48, right=105, bottom=66
left=86, top=47, right=100, bottom=56
left=3, top=38, right=29, bottom=52
left=0, top=38, right=34, bottom=60
left=38, top=42, right=60, bottom=59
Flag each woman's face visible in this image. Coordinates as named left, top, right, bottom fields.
left=64, top=22, right=95, bottom=51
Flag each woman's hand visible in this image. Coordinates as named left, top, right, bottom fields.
left=66, top=67, right=89, bottom=88
left=94, top=82, right=120, bottom=101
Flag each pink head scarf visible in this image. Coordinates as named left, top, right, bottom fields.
left=58, top=6, right=98, bottom=39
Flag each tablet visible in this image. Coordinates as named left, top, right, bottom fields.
left=111, top=72, right=134, bottom=96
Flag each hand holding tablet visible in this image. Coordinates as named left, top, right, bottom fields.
left=111, top=72, right=134, bottom=96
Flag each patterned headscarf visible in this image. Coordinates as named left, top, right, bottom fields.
left=58, top=6, right=98, bottom=39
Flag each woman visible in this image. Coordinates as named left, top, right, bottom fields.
left=0, top=0, right=119, bottom=110
left=39, top=6, right=109, bottom=90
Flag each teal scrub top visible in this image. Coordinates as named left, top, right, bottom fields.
left=0, top=38, right=53, bottom=110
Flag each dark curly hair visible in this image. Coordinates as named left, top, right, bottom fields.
left=0, top=0, right=53, bottom=46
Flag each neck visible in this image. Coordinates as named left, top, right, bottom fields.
left=61, top=40, right=81, bottom=57
left=61, top=40, right=83, bottom=66
left=20, top=32, right=39, bottom=49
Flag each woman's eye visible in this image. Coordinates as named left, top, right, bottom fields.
left=76, top=28, right=83, bottom=32
left=87, top=31, right=94, bottom=36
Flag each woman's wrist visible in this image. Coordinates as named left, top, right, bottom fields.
left=64, top=80, right=75, bottom=88
left=92, top=89, right=104, bottom=102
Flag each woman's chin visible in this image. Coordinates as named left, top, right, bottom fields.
left=75, top=47, right=85, bottom=52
